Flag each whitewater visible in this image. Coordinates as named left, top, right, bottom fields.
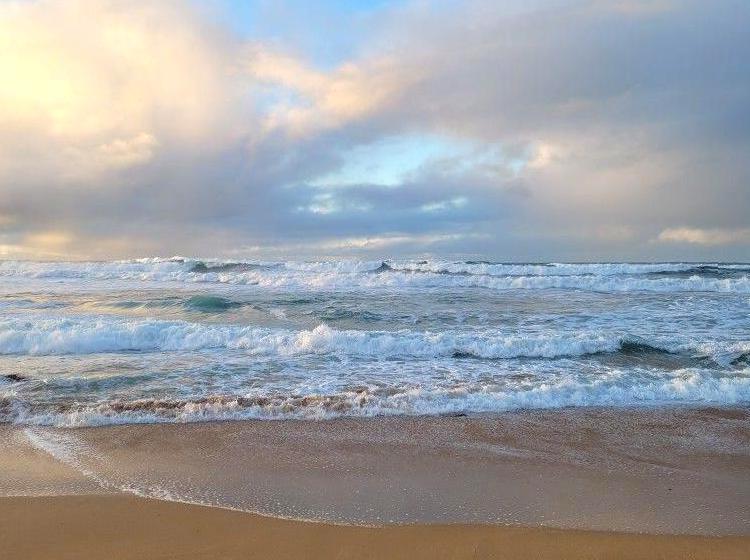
left=0, top=258, right=748, bottom=426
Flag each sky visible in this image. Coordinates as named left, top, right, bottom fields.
left=0, top=0, right=748, bottom=261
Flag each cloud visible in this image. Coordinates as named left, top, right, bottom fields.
left=657, top=227, right=750, bottom=246
left=606, top=0, right=676, bottom=16
left=0, top=0, right=748, bottom=260
left=228, top=232, right=488, bottom=258
left=0, top=0, right=249, bottom=180
left=94, top=133, right=159, bottom=168
left=244, top=45, right=414, bottom=136
left=357, top=0, right=750, bottom=258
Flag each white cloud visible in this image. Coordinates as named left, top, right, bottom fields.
left=244, top=45, right=414, bottom=136
left=657, top=228, right=750, bottom=246
left=0, top=0, right=250, bottom=179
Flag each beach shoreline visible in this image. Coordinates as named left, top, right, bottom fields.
left=2, top=407, right=750, bottom=557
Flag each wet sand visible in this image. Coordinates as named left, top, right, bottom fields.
left=1, top=407, right=749, bottom=558
left=2, top=495, right=749, bottom=560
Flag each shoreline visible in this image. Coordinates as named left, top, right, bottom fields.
left=4, top=407, right=749, bottom=534
left=2, top=495, right=750, bottom=560
left=3, top=401, right=749, bottom=429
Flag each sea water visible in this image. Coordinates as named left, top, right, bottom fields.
left=0, top=258, right=748, bottom=427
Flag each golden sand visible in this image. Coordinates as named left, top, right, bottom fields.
left=2, top=495, right=749, bottom=560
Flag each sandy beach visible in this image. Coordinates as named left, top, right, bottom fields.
left=2, top=408, right=749, bottom=558
left=2, top=495, right=749, bottom=560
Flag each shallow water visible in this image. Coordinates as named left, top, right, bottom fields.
left=5, top=409, right=749, bottom=533
left=0, top=258, right=748, bottom=426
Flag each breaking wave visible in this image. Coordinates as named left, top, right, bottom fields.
left=0, top=317, right=744, bottom=365
left=0, top=318, right=626, bottom=358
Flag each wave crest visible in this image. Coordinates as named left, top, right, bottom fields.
left=0, top=317, right=744, bottom=366
left=0, top=318, right=629, bottom=358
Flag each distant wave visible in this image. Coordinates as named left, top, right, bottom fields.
left=644, top=265, right=750, bottom=279
left=0, top=259, right=749, bottom=293
left=5, top=367, right=750, bottom=427
left=183, top=295, right=242, bottom=312
left=1, top=317, right=746, bottom=366
left=374, top=260, right=750, bottom=278
left=189, top=261, right=278, bottom=274
left=91, top=295, right=246, bottom=314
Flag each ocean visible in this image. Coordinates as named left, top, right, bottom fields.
left=1, top=258, right=749, bottom=427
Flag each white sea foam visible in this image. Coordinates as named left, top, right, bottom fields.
left=23, top=428, right=194, bottom=502
left=692, top=341, right=750, bottom=367
left=9, top=367, right=750, bottom=428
